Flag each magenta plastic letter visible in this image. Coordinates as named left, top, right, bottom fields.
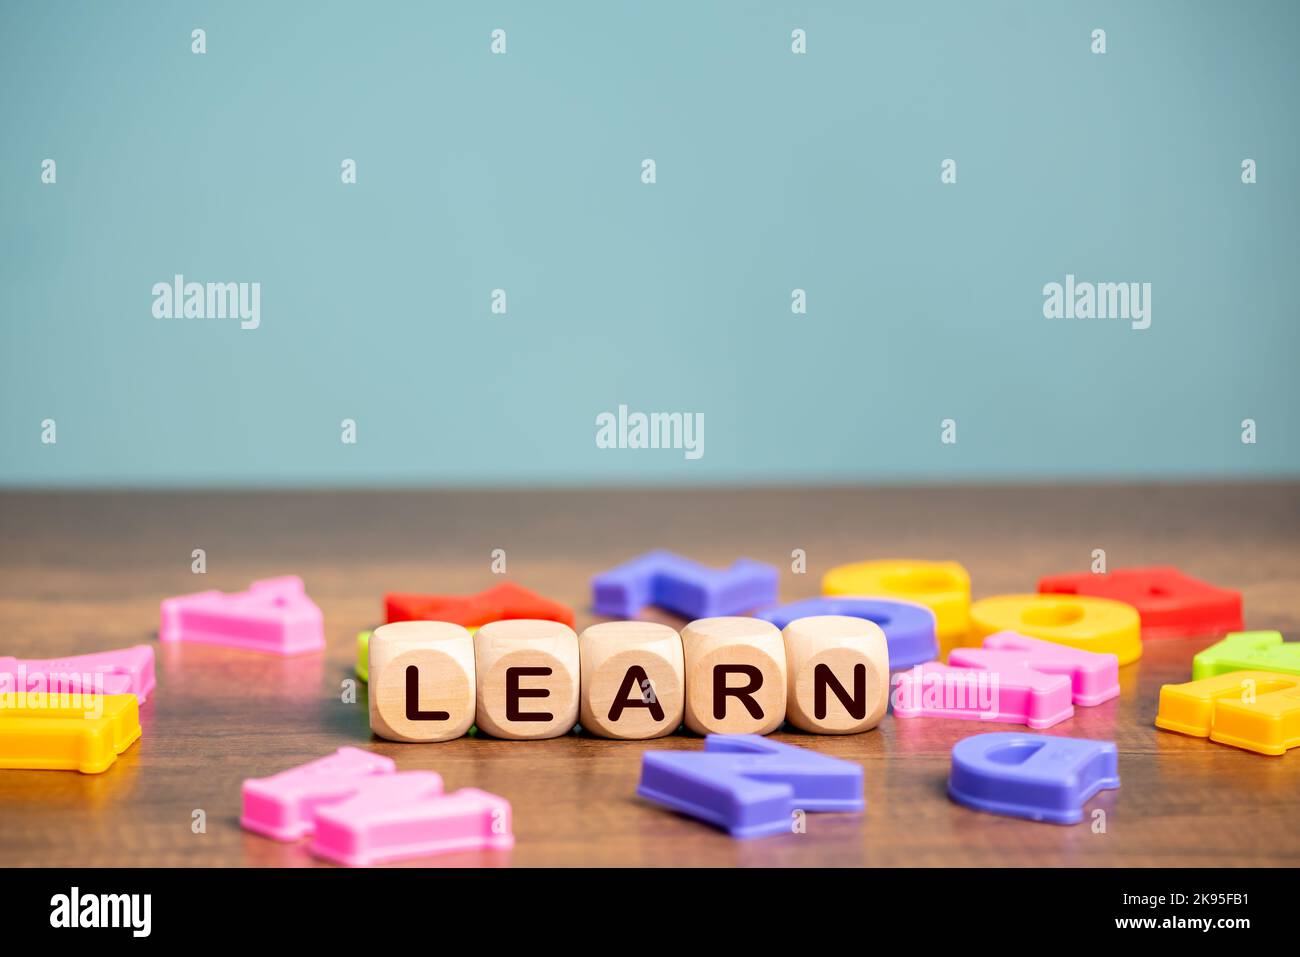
left=0, top=644, right=156, bottom=702
left=160, top=575, right=325, bottom=656
left=971, top=631, right=1120, bottom=705
left=892, top=660, right=1073, bottom=729
left=241, top=747, right=399, bottom=841
left=311, top=780, right=515, bottom=867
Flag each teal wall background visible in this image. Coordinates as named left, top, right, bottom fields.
left=2, top=1, right=1297, bottom=487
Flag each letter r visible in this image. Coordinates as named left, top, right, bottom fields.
left=712, top=664, right=764, bottom=721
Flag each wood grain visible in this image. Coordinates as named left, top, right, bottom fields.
left=0, top=484, right=1297, bottom=867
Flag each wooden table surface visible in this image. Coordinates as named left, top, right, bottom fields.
left=1, top=485, right=1297, bottom=867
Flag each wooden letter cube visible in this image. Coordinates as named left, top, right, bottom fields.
left=682, top=616, right=787, bottom=736
left=782, top=615, right=889, bottom=734
left=369, top=621, right=476, bottom=743
left=579, top=621, right=684, bottom=739
left=475, top=619, right=580, bottom=740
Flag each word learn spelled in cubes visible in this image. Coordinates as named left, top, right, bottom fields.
left=368, top=614, right=892, bottom=742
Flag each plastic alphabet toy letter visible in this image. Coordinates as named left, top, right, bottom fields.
left=160, top=575, right=325, bottom=656
left=0, top=694, right=141, bottom=773
left=1192, top=632, right=1300, bottom=681
left=356, top=631, right=371, bottom=682
left=0, top=644, right=156, bottom=703
left=757, top=597, right=938, bottom=670
left=1155, top=671, right=1300, bottom=756
left=968, top=594, right=1141, bottom=665
left=954, top=632, right=1120, bottom=706
left=384, top=582, right=574, bottom=629
left=311, top=777, right=514, bottom=867
left=241, top=747, right=398, bottom=841
left=947, top=732, right=1119, bottom=824
left=242, top=749, right=515, bottom=865
left=591, top=550, right=778, bottom=619
left=637, top=734, right=864, bottom=838
left=895, top=632, right=1118, bottom=727
left=893, top=660, right=1073, bottom=729
left=820, top=559, right=970, bottom=649
left=1038, top=566, right=1242, bottom=640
